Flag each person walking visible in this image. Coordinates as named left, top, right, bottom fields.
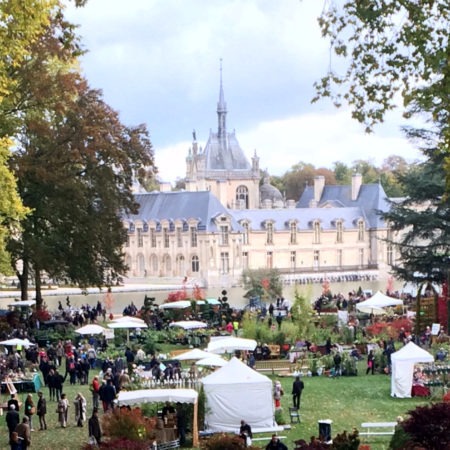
left=74, top=392, right=87, bottom=427
left=366, top=350, right=375, bottom=375
left=57, top=393, right=69, bottom=428
left=273, top=380, right=284, bottom=410
left=37, top=391, right=47, bottom=430
left=88, top=408, right=102, bottom=445
left=24, top=394, right=35, bottom=431
left=6, top=404, right=20, bottom=442
left=176, top=402, right=187, bottom=446
left=91, top=375, right=100, bottom=410
left=15, top=417, right=31, bottom=450
left=292, top=375, right=304, bottom=409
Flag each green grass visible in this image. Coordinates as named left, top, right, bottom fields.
left=1, top=361, right=431, bottom=450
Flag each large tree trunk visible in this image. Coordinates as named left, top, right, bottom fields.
left=17, top=259, right=29, bottom=300
left=34, top=268, right=43, bottom=310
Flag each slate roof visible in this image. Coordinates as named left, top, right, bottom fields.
left=203, top=131, right=251, bottom=172
left=231, top=207, right=366, bottom=231
left=126, top=191, right=242, bottom=232
left=297, top=183, right=390, bottom=229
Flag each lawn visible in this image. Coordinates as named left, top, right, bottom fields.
left=0, top=361, right=432, bottom=450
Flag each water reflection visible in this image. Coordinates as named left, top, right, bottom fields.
left=0, top=278, right=402, bottom=313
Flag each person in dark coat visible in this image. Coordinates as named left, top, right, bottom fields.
left=37, top=391, right=47, bottom=430
left=7, top=394, right=20, bottom=412
left=6, top=404, right=20, bottom=441
left=176, top=402, right=187, bottom=446
left=265, top=434, right=288, bottom=450
left=15, top=417, right=31, bottom=450
left=88, top=408, right=102, bottom=444
left=292, top=375, right=305, bottom=409
left=239, top=419, right=253, bottom=447
left=103, top=379, right=116, bottom=411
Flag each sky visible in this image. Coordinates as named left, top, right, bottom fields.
left=64, top=0, right=423, bottom=184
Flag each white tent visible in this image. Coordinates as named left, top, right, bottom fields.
left=169, top=320, right=208, bottom=330
left=391, top=342, right=434, bottom=398
left=356, top=291, right=403, bottom=314
left=196, top=356, right=228, bottom=367
left=202, top=357, right=277, bottom=432
left=8, top=300, right=36, bottom=307
left=117, top=389, right=199, bottom=447
left=75, top=324, right=106, bottom=335
left=176, top=349, right=212, bottom=361
left=207, top=337, right=257, bottom=354
left=0, top=338, right=36, bottom=348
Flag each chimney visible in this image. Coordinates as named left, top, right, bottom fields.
left=314, top=176, right=325, bottom=203
left=351, top=174, right=362, bottom=201
left=159, top=182, right=172, bottom=192
left=286, top=199, right=296, bottom=209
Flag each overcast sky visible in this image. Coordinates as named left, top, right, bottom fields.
left=64, top=0, right=422, bottom=183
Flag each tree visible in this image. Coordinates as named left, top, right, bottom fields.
left=382, top=157, right=449, bottom=284
left=11, top=82, right=154, bottom=306
left=333, top=161, right=352, bottom=185
left=314, top=1, right=450, bottom=187
left=313, top=1, right=450, bottom=284
left=0, top=0, right=60, bottom=274
left=5, top=7, right=155, bottom=306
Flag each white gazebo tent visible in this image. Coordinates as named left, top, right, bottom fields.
left=206, top=337, right=257, bottom=354
left=202, top=357, right=279, bottom=433
left=117, top=388, right=199, bottom=447
left=391, top=342, right=434, bottom=398
left=356, top=291, right=403, bottom=313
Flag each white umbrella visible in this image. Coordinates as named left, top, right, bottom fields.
left=169, top=320, right=208, bottom=330
left=158, top=300, right=192, bottom=310
left=8, top=300, right=36, bottom=307
left=112, top=316, right=146, bottom=324
left=207, top=337, right=257, bottom=354
left=196, top=355, right=228, bottom=367
left=75, top=324, right=107, bottom=335
left=107, top=321, right=147, bottom=329
left=176, top=348, right=212, bottom=361
left=0, top=338, right=35, bottom=347
left=107, top=320, right=148, bottom=344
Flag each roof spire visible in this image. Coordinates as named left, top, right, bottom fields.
left=217, top=58, right=227, bottom=149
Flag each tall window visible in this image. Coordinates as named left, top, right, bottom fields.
left=336, top=221, right=343, bottom=243
left=313, top=221, right=321, bottom=244
left=290, top=251, right=296, bottom=270
left=236, top=185, right=249, bottom=208
left=266, top=222, right=274, bottom=245
left=359, top=248, right=364, bottom=267
left=387, top=245, right=393, bottom=265
left=190, top=226, right=198, bottom=247
left=220, top=225, right=229, bottom=246
left=137, top=228, right=143, bottom=247
left=242, top=222, right=249, bottom=245
left=163, top=227, right=169, bottom=248
left=176, top=227, right=182, bottom=248
left=191, top=255, right=199, bottom=273
left=313, top=250, right=320, bottom=269
left=358, top=219, right=365, bottom=241
left=267, top=251, right=273, bottom=269
left=150, top=228, right=156, bottom=248
left=220, top=252, right=229, bottom=274
left=337, top=249, right=342, bottom=268
left=242, top=251, right=249, bottom=269
left=290, top=221, right=297, bottom=245
left=125, top=234, right=130, bottom=247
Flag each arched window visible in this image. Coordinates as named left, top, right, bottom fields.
left=150, top=254, right=158, bottom=274
left=236, top=185, right=249, bottom=209
left=176, top=254, right=185, bottom=276
left=191, top=255, right=199, bottom=273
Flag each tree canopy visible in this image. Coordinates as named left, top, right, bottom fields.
left=313, top=1, right=450, bottom=283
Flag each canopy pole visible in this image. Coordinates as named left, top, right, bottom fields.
left=192, top=399, right=199, bottom=448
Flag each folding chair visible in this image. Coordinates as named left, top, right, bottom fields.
left=289, top=406, right=300, bottom=424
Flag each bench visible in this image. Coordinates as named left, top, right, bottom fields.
left=156, top=439, right=180, bottom=449
left=360, top=422, right=397, bottom=436
left=254, top=360, right=294, bottom=374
